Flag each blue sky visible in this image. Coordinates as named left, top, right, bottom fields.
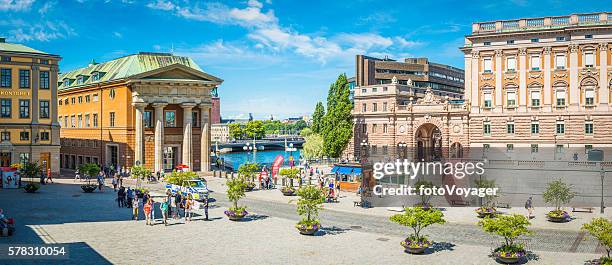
left=0, top=0, right=609, bottom=119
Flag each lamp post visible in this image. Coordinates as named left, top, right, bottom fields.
left=243, top=142, right=255, bottom=163
left=398, top=142, right=407, bottom=160
left=360, top=140, right=369, bottom=164
left=286, top=142, right=297, bottom=168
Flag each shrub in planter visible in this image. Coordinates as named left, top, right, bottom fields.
left=390, top=207, right=446, bottom=254
left=582, top=217, right=611, bottom=264
left=475, top=206, right=498, bottom=218
left=281, top=186, right=296, bottom=196
left=23, top=183, right=40, bottom=193
left=474, top=179, right=498, bottom=218
left=79, top=163, right=101, bottom=193
left=225, top=177, right=248, bottom=221
left=294, top=185, right=325, bottom=235
left=80, top=185, right=97, bottom=193
left=479, top=214, right=532, bottom=264
left=542, top=179, right=575, bottom=223
left=245, top=182, right=256, bottom=192
left=238, top=163, right=259, bottom=183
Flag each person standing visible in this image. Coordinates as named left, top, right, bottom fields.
left=46, top=168, right=53, bottom=183
left=132, top=196, right=139, bottom=220
left=117, top=186, right=125, bottom=207
left=203, top=195, right=209, bottom=221
left=112, top=176, right=118, bottom=191
left=97, top=171, right=105, bottom=192
left=126, top=188, right=134, bottom=208
left=144, top=199, right=152, bottom=226
left=184, top=195, right=193, bottom=222
left=525, top=196, right=534, bottom=219
left=74, top=170, right=81, bottom=182
left=160, top=198, right=169, bottom=226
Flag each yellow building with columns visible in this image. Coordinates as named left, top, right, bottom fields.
left=58, top=52, right=222, bottom=173
left=0, top=38, right=61, bottom=175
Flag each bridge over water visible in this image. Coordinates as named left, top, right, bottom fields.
left=214, top=137, right=305, bottom=152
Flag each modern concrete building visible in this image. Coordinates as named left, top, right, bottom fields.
left=58, top=52, right=222, bottom=173
left=0, top=38, right=61, bottom=176
left=354, top=55, right=465, bottom=99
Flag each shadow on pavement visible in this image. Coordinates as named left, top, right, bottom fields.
left=316, top=225, right=351, bottom=236
left=425, top=241, right=456, bottom=254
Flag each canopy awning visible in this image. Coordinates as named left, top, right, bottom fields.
left=331, top=166, right=362, bottom=176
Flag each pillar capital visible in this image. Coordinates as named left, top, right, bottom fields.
left=152, top=102, right=168, bottom=109
left=198, top=103, right=212, bottom=110
left=180, top=102, right=197, bottom=110
left=132, top=102, right=148, bottom=110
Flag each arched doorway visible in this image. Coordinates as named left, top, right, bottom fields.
left=450, top=142, right=463, bottom=159
left=415, top=123, right=442, bottom=161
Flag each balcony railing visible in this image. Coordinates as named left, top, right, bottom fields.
left=472, top=12, right=610, bottom=34
left=551, top=17, right=570, bottom=26
left=526, top=18, right=544, bottom=28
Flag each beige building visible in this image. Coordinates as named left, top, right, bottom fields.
left=462, top=12, right=612, bottom=160
left=211, top=123, right=229, bottom=143
left=0, top=38, right=61, bottom=175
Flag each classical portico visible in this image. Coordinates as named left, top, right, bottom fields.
left=129, top=64, right=222, bottom=173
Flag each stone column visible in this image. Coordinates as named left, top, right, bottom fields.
left=153, top=103, right=167, bottom=173
left=133, top=102, right=147, bottom=166
left=199, top=104, right=211, bottom=172
left=181, top=103, right=195, bottom=170
left=598, top=43, right=608, bottom=109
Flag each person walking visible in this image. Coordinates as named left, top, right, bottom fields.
left=160, top=198, right=169, bottom=226
left=112, top=176, right=118, bottom=191
left=144, top=199, right=152, bottom=226
left=174, top=192, right=182, bottom=220
left=184, top=195, right=193, bottom=222
left=203, top=195, right=209, bottom=221
left=126, top=188, right=134, bottom=208
left=97, top=171, right=105, bottom=192
left=150, top=197, right=156, bottom=224
left=132, top=196, right=139, bottom=221
left=525, top=196, right=534, bottom=219
left=117, top=186, right=125, bottom=207
left=46, top=168, right=53, bottom=183
left=74, top=170, right=81, bottom=182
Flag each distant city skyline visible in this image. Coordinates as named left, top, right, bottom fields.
left=0, top=0, right=609, bottom=119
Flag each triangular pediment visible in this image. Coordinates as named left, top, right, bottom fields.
left=130, top=63, right=223, bottom=83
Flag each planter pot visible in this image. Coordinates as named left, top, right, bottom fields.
left=81, top=185, right=97, bottom=193
left=224, top=210, right=247, bottom=221
left=281, top=190, right=295, bottom=196
left=296, top=223, right=320, bottom=235
left=404, top=246, right=427, bottom=254
left=477, top=212, right=497, bottom=218
left=495, top=254, right=522, bottom=264
left=547, top=211, right=570, bottom=223
left=23, top=184, right=39, bottom=193
left=400, top=239, right=431, bottom=255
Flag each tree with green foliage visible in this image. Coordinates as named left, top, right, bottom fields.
left=475, top=178, right=498, bottom=208
left=542, top=179, right=575, bottom=211
left=263, top=120, right=283, bottom=135
left=131, top=165, right=151, bottom=187
left=321, top=74, right=353, bottom=158
left=295, top=185, right=325, bottom=227
left=20, top=161, right=42, bottom=182
left=279, top=167, right=301, bottom=187
left=228, top=123, right=243, bottom=140
left=79, top=163, right=100, bottom=185
left=582, top=217, right=612, bottom=262
left=302, top=133, right=324, bottom=160
left=238, top=163, right=259, bottom=182
left=165, top=171, right=198, bottom=186
left=225, top=177, right=248, bottom=216
left=300, top=127, right=313, bottom=137
left=390, top=207, right=446, bottom=249
left=244, top=120, right=265, bottom=139
left=479, top=214, right=532, bottom=258
left=311, top=101, right=325, bottom=134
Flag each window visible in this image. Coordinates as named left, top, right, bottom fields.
left=58, top=116, right=63, bottom=127
left=556, top=90, right=566, bottom=106
left=85, top=114, right=90, bottom=127
left=19, top=69, right=30, bottom=88
left=556, top=144, right=565, bottom=156
left=76, top=76, right=84, bottom=85
left=58, top=99, right=62, bottom=106
left=93, top=94, right=99, bottom=102
left=39, top=100, right=49, bottom=119
left=63, top=78, right=71, bottom=87
left=483, top=58, right=492, bottom=73
left=383, top=124, right=388, bottom=133
left=484, top=41, right=491, bottom=46
left=71, top=97, right=75, bottom=104
left=531, top=122, right=539, bottom=134
left=483, top=92, right=492, bottom=108
left=78, top=96, right=82, bottom=103
left=0, top=68, right=11, bottom=88
left=382, top=146, right=388, bottom=155
left=556, top=36, right=566, bottom=42
left=70, top=115, right=75, bottom=128
left=372, top=87, right=377, bottom=93
left=483, top=122, right=491, bottom=135
left=585, top=90, right=595, bottom=106
left=584, top=52, right=595, bottom=67
left=556, top=121, right=565, bottom=134
left=383, top=87, right=388, bottom=92
left=530, top=56, right=540, bottom=70
left=64, top=98, right=68, bottom=105
left=506, top=91, right=516, bottom=107
left=383, top=102, right=387, bottom=111
left=507, top=40, right=514, bottom=44
left=109, top=112, right=116, bottom=127
left=361, top=88, right=366, bottom=93
left=192, top=111, right=199, bottom=127
left=164, top=111, right=175, bottom=127
left=372, top=124, right=377, bottom=133
left=530, top=38, right=539, bottom=43
left=507, top=122, right=515, bottom=134
left=1, top=131, right=9, bottom=141
left=77, top=115, right=82, bottom=128
left=506, top=57, right=516, bottom=71
left=39, top=59, right=49, bottom=65
left=506, top=144, right=514, bottom=152
left=361, top=103, right=366, bottom=112
left=19, top=153, right=29, bottom=164
left=39, top=71, right=50, bottom=89
left=92, top=72, right=100, bottom=81
left=531, top=91, right=540, bottom=106
left=585, top=145, right=593, bottom=153
left=585, top=34, right=593, bottom=39
left=483, top=144, right=490, bottom=152
left=20, top=131, right=29, bottom=141
left=93, top=113, right=98, bottom=127
left=585, top=121, right=593, bottom=135
left=531, top=144, right=539, bottom=153
left=40, top=131, right=49, bottom=141
left=372, top=103, right=377, bottom=112
left=361, top=124, right=366, bottom=134
left=63, top=116, right=68, bottom=127
left=0, top=99, right=10, bottom=118
left=0, top=56, right=11, bottom=62
left=109, top=89, right=116, bottom=99
left=144, top=111, right=153, bottom=128
left=19, top=99, right=29, bottom=118
left=553, top=54, right=566, bottom=70
left=371, top=145, right=377, bottom=155
left=85, top=95, right=90, bottom=103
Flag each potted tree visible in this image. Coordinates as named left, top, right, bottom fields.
left=20, top=161, right=41, bottom=193
left=582, top=217, right=611, bottom=265
left=130, top=165, right=151, bottom=190
left=542, top=179, right=575, bottom=222
left=79, top=163, right=100, bottom=193
left=474, top=179, right=498, bottom=218
left=479, top=214, right=532, bottom=264
left=224, top=177, right=248, bottom=221
left=238, top=163, right=258, bottom=191
left=414, top=179, right=434, bottom=209
left=390, top=207, right=446, bottom=254
left=294, top=185, right=325, bottom=235
left=280, top=168, right=300, bottom=196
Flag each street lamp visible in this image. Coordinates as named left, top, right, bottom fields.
left=398, top=142, right=407, bottom=159
left=286, top=142, right=297, bottom=168
left=360, top=140, right=369, bottom=164
left=243, top=142, right=255, bottom=163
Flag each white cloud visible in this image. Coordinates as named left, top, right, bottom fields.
left=113, top=31, right=122, bottom=38
left=8, top=20, right=76, bottom=42
left=38, top=1, right=55, bottom=15
left=146, top=0, right=174, bottom=11
left=0, top=0, right=35, bottom=11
